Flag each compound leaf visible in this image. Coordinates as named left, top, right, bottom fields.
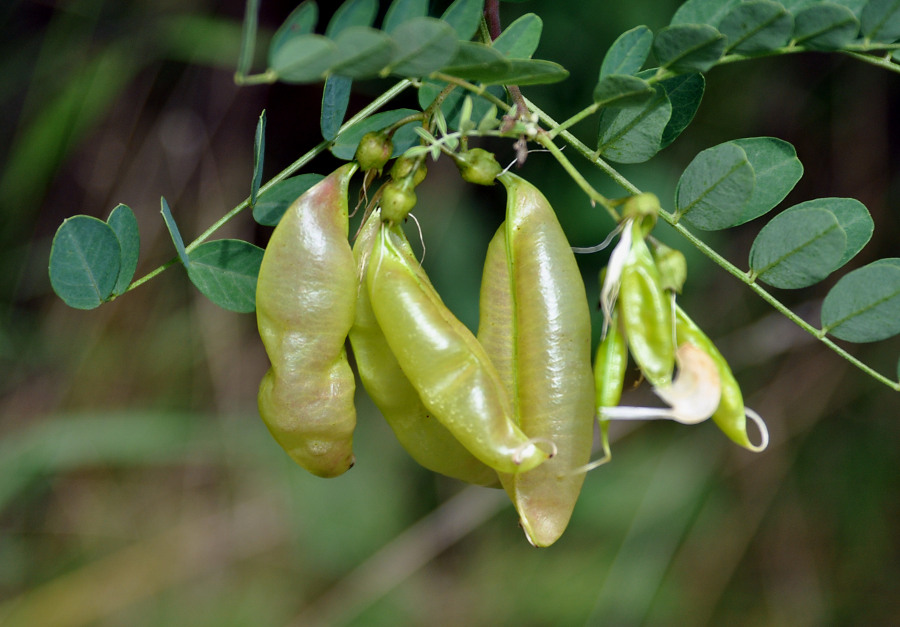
left=675, top=141, right=755, bottom=229
left=597, top=85, right=672, bottom=163
left=49, top=216, right=121, bottom=309
left=386, top=17, right=459, bottom=76
left=658, top=72, right=705, bottom=148
left=654, top=24, right=727, bottom=73
left=268, top=1, right=318, bottom=67
left=325, top=0, right=378, bottom=37
left=671, top=0, right=742, bottom=26
left=793, top=3, right=860, bottom=50
left=321, top=75, right=353, bottom=140
left=600, top=25, right=653, bottom=78
left=329, top=26, right=396, bottom=78
left=253, top=174, right=326, bottom=226
left=719, top=0, right=793, bottom=53
left=822, top=197, right=874, bottom=267
left=749, top=205, right=846, bottom=289
left=383, top=0, right=428, bottom=34
left=440, top=0, right=485, bottom=40
left=860, top=0, right=900, bottom=42
left=731, top=137, right=803, bottom=224
left=821, top=258, right=900, bottom=342
left=492, top=13, right=542, bottom=58
left=593, top=74, right=654, bottom=108
left=270, top=35, right=338, bottom=83
left=107, top=204, right=140, bottom=296
left=186, top=239, right=264, bottom=313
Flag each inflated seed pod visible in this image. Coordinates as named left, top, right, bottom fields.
left=674, top=305, right=768, bottom=452
left=256, top=163, right=358, bottom=478
left=618, top=221, right=675, bottom=387
left=478, top=172, right=594, bottom=547
left=367, top=223, right=549, bottom=475
left=349, top=211, right=497, bottom=486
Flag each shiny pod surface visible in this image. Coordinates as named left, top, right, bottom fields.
left=349, top=211, right=497, bottom=486
left=367, top=223, right=549, bottom=475
left=595, top=311, right=629, bottom=412
left=256, top=164, right=357, bottom=477
left=618, top=222, right=675, bottom=387
left=479, top=172, right=595, bottom=547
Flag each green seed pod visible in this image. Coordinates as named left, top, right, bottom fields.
left=652, top=242, right=688, bottom=294
left=479, top=172, right=594, bottom=547
left=367, top=223, right=550, bottom=475
left=674, top=306, right=768, bottom=452
left=618, top=221, right=675, bottom=387
left=355, top=131, right=393, bottom=172
left=256, top=163, right=358, bottom=477
left=380, top=178, right=417, bottom=223
left=456, top=148, right=502, bottom=186
left=594, top=312, right=629, bottom=412
left=349, top=211, right=497, bottom=486
left=390, top=155, right=427, bottom=187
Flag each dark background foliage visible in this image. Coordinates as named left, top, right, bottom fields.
left=2, top=1, right=899, bottom=625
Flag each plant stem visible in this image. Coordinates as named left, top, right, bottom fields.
left=548, top=103, right=600, bottom=139
left=124, top=79, right=413, bottom=293
left=532, top=98, right=900, bottom=389
left=842, top=50, right=900, bottom=75
left=533, top=134, right=618, bottom=220
left=663, top=216, right=899, bottom=390
left=233, top=71, right=277, bottom=85
left=525, top=97, right=640, bottom=195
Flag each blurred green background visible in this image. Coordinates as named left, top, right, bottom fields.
left=3, top=0, right=900, bottom=625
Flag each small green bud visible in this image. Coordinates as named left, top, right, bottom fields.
left=456, top=148, right=502, bottom=186
left=390, top=155, right=427, bottom=187
left=380, top=179, right=417, bottom=223
left=653, top=242, right=688, bottom=294
left=621, top=192, right=660, bottom=235
left=355, top=131, right=393, bottom=172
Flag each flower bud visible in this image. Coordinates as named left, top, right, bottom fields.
left=355, top=131, right=393, bottom=172
left=653, top=242, right=688, bottom=294
left=390, top=155, right=427, bottom=187
left=456, top=148, right=502, bottom=186
left=380, top=178, right=417, bottom=223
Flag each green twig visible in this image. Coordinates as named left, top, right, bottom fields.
left=662, top=214, right=900, bottom=391
left=525, top=98, right=640, bottom=196
left=547, top=103, right=600, bottom=139
left=125, top=79, right=413, bottom=293
left=533, top=134, right=618, bottom=220
left=522, top=91, right=899, bottom=389
left=842, top=50, right=900, bottom=74
left=532, top=95, right=899, bottom=389
left=233, top=70, right=278, bottom=86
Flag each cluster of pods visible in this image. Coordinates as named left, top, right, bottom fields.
left=255, top=155, right=767, bottom=547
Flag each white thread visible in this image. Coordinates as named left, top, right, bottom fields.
left=408, top=212, right=427, bottom=264
left=743, top=407, right=770, bottom=452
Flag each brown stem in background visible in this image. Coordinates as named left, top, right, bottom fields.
left=484, top=0, right=530, bottom=165
left=485, top=0, right=502, bottom=39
